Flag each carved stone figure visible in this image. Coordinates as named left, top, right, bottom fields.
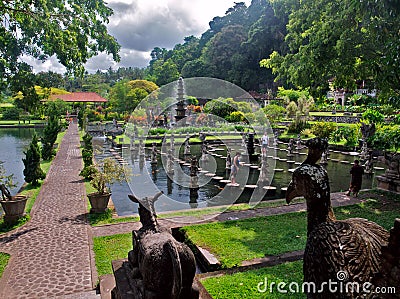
left=127, top=192, right=199, bottom=299
left=286, top=138, right=392, bottom=299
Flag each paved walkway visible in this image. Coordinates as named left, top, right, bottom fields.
left=0, top=123, right=97, bottom=299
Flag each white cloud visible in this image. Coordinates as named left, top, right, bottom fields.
left=30, top=0, right=251, bottom=73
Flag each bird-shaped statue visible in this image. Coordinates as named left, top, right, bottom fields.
left=286, top=138, right=390, bottom=299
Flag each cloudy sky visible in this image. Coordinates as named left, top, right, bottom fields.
left=25, top=0, right=251, bottom=74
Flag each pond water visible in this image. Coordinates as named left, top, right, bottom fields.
left=0, top=128, right=42, bottom=215
left=93, top=137, right=386, bottom=217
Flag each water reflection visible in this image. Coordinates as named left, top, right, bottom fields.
left=93, top=137, right=386, bottom=217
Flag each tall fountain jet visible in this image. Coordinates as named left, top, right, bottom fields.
left=174, top=77, right=187, bottom=125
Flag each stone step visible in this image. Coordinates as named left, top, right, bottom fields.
left=57, top=290, right=100, bottom=299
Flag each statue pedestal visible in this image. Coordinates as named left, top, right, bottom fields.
left=111, top=259, right=142, bottom=299
left=376, top=175, right=400, bottom=193
left=110, top=259, right=208, bottom=299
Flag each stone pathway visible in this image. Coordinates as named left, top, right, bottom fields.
left=0, top=123, right=97, bottom=299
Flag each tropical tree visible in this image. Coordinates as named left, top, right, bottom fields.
left=1, top=0, right=120, bottom=94
left=261, top=0, right=400, bottom=96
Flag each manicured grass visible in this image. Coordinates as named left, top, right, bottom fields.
left=183, top=213, right=307, bottom=268
left=0, top=120, right=46, bottom=125
left=93, top=233, right=132, bottom=277
left=0, top=252, right=10, bottom=278
left=202, top=261, right=305, bottom=299
left=182, top=196, right=400, bottom=268
left=88, top=196, right=304, bottom=226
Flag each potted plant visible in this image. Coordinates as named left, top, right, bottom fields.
left=86, top=157, right=127, bottom=213
left=0, top=161, right=28, bottom=225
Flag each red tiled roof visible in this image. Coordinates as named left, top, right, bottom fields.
left=50, top=92, right=107, bottom=103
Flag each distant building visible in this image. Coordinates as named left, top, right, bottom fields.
left=49, top=92, right=107, bottom=104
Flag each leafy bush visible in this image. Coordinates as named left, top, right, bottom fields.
left=311, top=122, right=337, bottom=139
left=1, top=108, right=20, bottom=120
left=339, top=126, right=360, bottom=148
left=368, top=125, right=400, bottom=151
left=148, top=128, right=168, bottom=135
left=287, top=118, right=310, bottom=134
left=203, top=98, right=235, bottom=119
left=264, top=104, right=286, bottom=124
left=362, top=109, right=384, bottom=124
left=227, top=111, right=245, bottom=123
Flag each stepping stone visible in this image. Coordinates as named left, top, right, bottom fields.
left=280, top=187, right=288, bottom=195
left=331, top=159, right=340, bottom=162
left=205, top=173, right=216, bottom=177
left=183, top=163, right=191, bottom=166
left=243, top=163, right=252, bottom=167
left=340, top=160, right=350, bottom=164
left=373, top=167, right=385, bottom=171
left=274, top=168, right=284, bottom=172
left=279, top=158, right=288, bottom=162
left=212, top=176, right=224, bottom=180
left=199, top=170, right=209, bottom=173
left=288, top=168, right=296, bottom=173
left=287, top=160, right=296, bottom=164
left=245, top=184, right=258, bottom=189
left=220, top=179, right=231, bottom=184
left=250, top=165, right=259, bottom=169
left=226, top=183, right=240, bottom=187
left=299, top=152, right=307, bottom=155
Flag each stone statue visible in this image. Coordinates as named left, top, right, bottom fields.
left=286, top=138, right=393, bottom=299
left=126, top=192, right=199, bottom=299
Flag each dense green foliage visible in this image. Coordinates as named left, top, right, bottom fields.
left=41, top=103, right=61, bottom=160
left=22, top=132, right=45, bottom=186
left=1, top=0, right=120, bottom=95
left=262, top=0, right=400, bottom=97
left=146, top=1, right=286, bottom=90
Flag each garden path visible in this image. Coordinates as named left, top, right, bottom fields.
left=0, top=123, right=98, bottom=299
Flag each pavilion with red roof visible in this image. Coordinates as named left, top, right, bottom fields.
left=49, top=92, right=107, bottom=103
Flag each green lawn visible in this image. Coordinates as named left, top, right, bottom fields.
left=182, top=197, right=399, bottom=268
left=0, top=252, right=10, bottom=278
left=202, top=261, right=305, bottom=299
left=93, top=233, right=132, bottom=277
left=92, top=192, right=399, bottom=278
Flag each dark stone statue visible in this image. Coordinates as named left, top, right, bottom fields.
left=286, top=138, right=393, bottom=299
left=125, top=192, right=199, bottom=299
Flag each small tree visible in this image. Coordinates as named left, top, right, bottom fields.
left=41, top=105, right=61, bottom=160
left=23, top=133, right=45, bottom=186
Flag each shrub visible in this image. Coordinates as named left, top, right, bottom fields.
left=362, top=109, right=384, bottom=124
left=23, top=133, right=46, bottom=186
left=368, top=125, right=400, bottom=151
left=227, top=111, right=246, bottom=123
left=311, top=122, right=337, bottom=139
left=287, top=118, right=310, bottom=134
left=1, top=108, right=20, bottom=120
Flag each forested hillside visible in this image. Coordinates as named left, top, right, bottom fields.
left=145, top=0, right=288, bottom=91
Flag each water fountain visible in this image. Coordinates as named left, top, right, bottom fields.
left=174, top=77, right=187, bottom=125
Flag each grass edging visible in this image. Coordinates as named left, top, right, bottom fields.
left=0, top=252, right=10, bottom=278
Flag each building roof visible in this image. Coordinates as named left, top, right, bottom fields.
left=49, top=92, right=107, bottom=103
